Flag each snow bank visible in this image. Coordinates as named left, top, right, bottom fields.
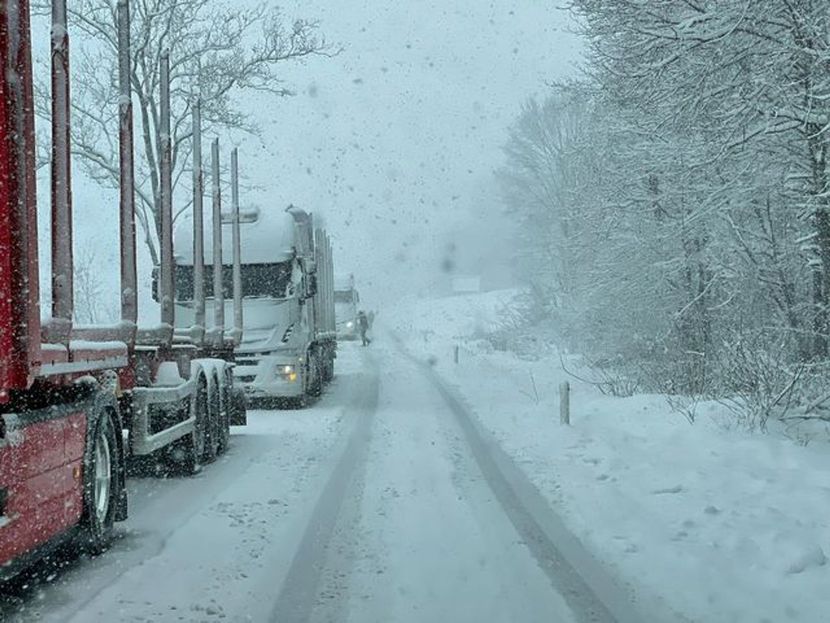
left=389, top=290, right=830, bottom=623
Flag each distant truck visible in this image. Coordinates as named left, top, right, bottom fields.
left=335, top=274, right=361, bottom=340
left=174, top=206, right=336, bottom=407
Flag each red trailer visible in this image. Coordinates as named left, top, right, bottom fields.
left=0, top=0, right=245, bottom=580
left=0, top=0, right=129, bottom=578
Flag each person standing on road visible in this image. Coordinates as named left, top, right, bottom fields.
left=357, top=310, right=371, bottom=346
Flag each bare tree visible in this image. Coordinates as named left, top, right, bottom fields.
left=74, top=244, right=115, bottom=324
left=497, top=1, right=830, bottom=422
left=35, top=0, right=333, bottom=264
left=500, top=95, right=587, bottom=307
left=567, top=0, right=830, bottom=356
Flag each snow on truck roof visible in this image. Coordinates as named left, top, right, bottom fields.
left=174, top=207, right=297, bottom=265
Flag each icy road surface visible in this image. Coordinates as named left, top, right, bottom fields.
left=1, top=342, right=652, bottom=623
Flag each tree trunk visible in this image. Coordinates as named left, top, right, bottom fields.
left=808, top=123, right=830, bottom=358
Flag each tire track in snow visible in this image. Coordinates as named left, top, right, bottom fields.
left=269, top=352, right=380, bottom=623
left=398, top=340, right=660, bottom=623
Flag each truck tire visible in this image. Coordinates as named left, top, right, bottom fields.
left=299, top=360, right=313, bottom=406
left=217, top=369, right=232, bottom=454
left=230, top=387, right=248, bottom=426
left=192, top=377, right=209, bottom=466
left=81, top=409, right=121, bottom=555
left=172, top=426, right=202, bottom=476
left=169, top=377, right=207, bottom=476
left=309, top=353, right=323, bottom=398
left=202, top=375, right=220, bottom=463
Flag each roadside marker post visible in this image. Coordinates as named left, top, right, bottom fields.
left=560, top=382, right=570, bottom=425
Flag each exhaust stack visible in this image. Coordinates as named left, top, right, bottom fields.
left=117, top=0, right=137, bottom=326
left=211, top=138, right=225, bottom=343
left=158, top=50, right=174, bottom=327
left=230, top=148, right=243, bottom=346
left=50, top=0, right=72, bottom=326
left=192, top=99, right=206, bottom=339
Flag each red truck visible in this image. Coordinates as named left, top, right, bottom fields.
left=0, top=0, right=246, bottom=580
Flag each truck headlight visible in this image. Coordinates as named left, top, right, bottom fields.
left=346, top=321, right=354, bottom=329
left=278, top=365, right=298, bottom=382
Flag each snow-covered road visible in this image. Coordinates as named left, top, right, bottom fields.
left=1, top=342, right=653, bottom=623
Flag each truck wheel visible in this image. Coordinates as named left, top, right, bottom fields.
left=230, top=387, right=248, bottom=426
left=217, top=370, right=232, bottom=454
left=169, top=378, right=207, bottom=476
left=203, top=376, right=220, bottom=463
left=170, top=430, right=201, bottom=476
left=298, top=361, right=312, bottom=406
left=309, top=354, right=323, bottom=398
left=193, top=377, right=209, bottom=463
left=81, top=410, right=120, bottom=554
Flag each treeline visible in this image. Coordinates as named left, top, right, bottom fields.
left=500, top=2, right=830, bottom=424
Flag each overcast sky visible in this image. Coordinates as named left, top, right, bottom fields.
left=33, top=0, right=583, bottom=320
left=245, top=0, right=583, bottom=304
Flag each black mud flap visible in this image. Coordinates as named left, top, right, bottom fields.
left=231, top=387, right=248, bottom=426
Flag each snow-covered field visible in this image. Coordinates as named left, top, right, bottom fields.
left=390, top=290, right=830, bottom=623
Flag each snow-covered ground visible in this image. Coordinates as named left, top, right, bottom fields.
left=330, top=343, right=578, bottom=623
left=390, top=290, right=830, bottom=623
left=5, top=299, right=826, bottom=622
left=3, top=339, right=626, bottom=623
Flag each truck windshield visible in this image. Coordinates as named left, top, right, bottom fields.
left=334, top=290, right=354, bottom=303
left=175, top=262, right=293, bottom=300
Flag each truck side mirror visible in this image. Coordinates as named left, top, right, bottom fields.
left=307, top=274, right=318, bottom=297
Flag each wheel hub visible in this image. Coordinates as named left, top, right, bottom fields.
left=94, top=423, right=112, bottom=521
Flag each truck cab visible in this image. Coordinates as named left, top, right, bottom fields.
left=173, top=207, right=335, bottom=406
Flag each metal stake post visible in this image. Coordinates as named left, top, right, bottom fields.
left=192, top=99, right=205, bottom=332
left=159, top=51, right=174, bottom=326
left=51, top=0, right=73, bottom=322
left=117, top=0, right=137, bottom=325
left=211, top=138, right=225, bottom=337
left=230, top=148, right=243, bottom=345
left=560, top=381, right=570, bottom=425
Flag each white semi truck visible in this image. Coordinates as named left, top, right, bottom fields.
left=174, top=205, right=336, bottom=407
